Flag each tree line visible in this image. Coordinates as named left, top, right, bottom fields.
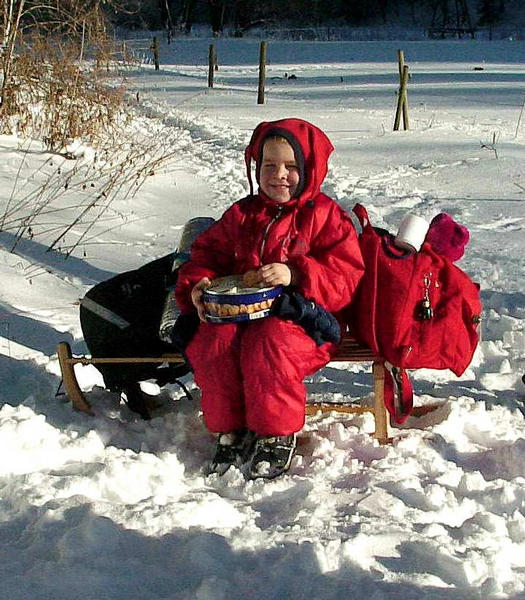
left=115, top=0, right=513, bottom=35
left=1, top=1, right=516, bottom=42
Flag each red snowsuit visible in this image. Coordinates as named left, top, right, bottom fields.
left=176, top=118, right=364, bottom=436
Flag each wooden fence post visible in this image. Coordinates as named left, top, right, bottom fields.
left=257, top=40, right=267, bottom=105
left=152, top=36, right=160, bottom=71
left=397, top=50, right=409, bottom=130
left=397, top=49, right=404, bottom=80
left=208, top=44, right=215, bottom=88
left=394, top=50, right=409, bottom=131
left=401, top=65, right=409, bottom=130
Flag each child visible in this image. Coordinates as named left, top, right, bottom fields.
left=175, top=118, right=364, bottom=479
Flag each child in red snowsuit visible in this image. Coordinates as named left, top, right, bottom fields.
left=175, top=118, right=364, bottom=478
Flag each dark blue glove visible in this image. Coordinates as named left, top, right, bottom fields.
left=271, top=291, right=341, bottom=346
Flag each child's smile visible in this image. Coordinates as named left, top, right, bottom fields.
left=259, top=138, right=300, bottom=203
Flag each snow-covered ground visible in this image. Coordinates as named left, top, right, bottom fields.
left=1, top=38, right=525, bottom=599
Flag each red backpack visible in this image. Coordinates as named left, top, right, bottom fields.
left=347, top=204, right=482, bottom=422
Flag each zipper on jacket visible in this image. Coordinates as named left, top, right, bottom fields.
left=259, top=205, right=284, bottom=261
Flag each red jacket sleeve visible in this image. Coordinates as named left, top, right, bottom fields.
left=287, top=200, right=364, bottom=313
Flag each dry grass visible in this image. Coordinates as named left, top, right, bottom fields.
left=1, top=34, right=127, bottom=151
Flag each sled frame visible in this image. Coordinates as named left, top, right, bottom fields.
left=57, top=339, right=440, bottom=444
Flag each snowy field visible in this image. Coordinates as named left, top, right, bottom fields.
left=1, top=38, right=525, bottom=599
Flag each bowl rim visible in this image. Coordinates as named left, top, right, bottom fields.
left=203, top=275, right=282, bottom=299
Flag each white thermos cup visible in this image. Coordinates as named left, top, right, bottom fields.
left=394, top=214, right=430, bottom=253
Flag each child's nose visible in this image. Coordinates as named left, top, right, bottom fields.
left=276, top=164, right=288, bottom=178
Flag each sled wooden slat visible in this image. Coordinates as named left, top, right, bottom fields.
left=56, top=340, right=441, bottom=444
left=66, top=355, right=186, bottom=365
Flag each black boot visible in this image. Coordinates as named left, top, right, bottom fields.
left=248, top=434, right=297, bottom=480
left=208, top=429, right=255, bottom=475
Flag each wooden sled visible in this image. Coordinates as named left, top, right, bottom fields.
left=57, top=338, right=442, bottom=444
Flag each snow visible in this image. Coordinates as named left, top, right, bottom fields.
left=1, top=37, right=525, bottom=599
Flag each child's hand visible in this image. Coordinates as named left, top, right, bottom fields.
left=191, top=277, right=211, bottom=322
left=259, top=263, right=292, bottom=287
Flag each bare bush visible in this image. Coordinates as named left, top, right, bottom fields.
left=1, top=0, right=136, bottom=123
left=0, top=1, right=179, bottom=260
left=1, top=34, right=126, bottom=151
left=1, top=121, right=186, bottom=256
left=0, top=2, right=181, bottom=262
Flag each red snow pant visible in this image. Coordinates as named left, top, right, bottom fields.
left=186, top=316, right=334, bottom=436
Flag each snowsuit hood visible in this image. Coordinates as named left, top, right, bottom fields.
left=244, top=118, right=334, bottom=203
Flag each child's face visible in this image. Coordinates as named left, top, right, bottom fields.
left=259, top=139, right=300, bottom=203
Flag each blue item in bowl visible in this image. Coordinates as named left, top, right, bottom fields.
left=203, top=276, right=283, bottom=323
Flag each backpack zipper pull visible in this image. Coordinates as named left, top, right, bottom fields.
left=417, top=274, right=434, bottom=320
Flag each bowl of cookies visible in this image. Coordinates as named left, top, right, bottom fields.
left=202, top=275, right=282, bottom=323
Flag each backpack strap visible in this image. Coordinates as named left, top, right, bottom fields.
left=351, top=203, right=413, bottom=259
left=383, top=361, right=413, bottom=424
left=80, top=297, right=131, bottom=330
left=350, top=203, right=370, bottom=232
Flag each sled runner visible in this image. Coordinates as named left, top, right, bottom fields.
left=56, top=337, right=441, bottom=444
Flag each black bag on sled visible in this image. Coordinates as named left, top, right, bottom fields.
left=79, top=218, right=213, bottom=392
left=80, top=252, right=186, bottom=391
